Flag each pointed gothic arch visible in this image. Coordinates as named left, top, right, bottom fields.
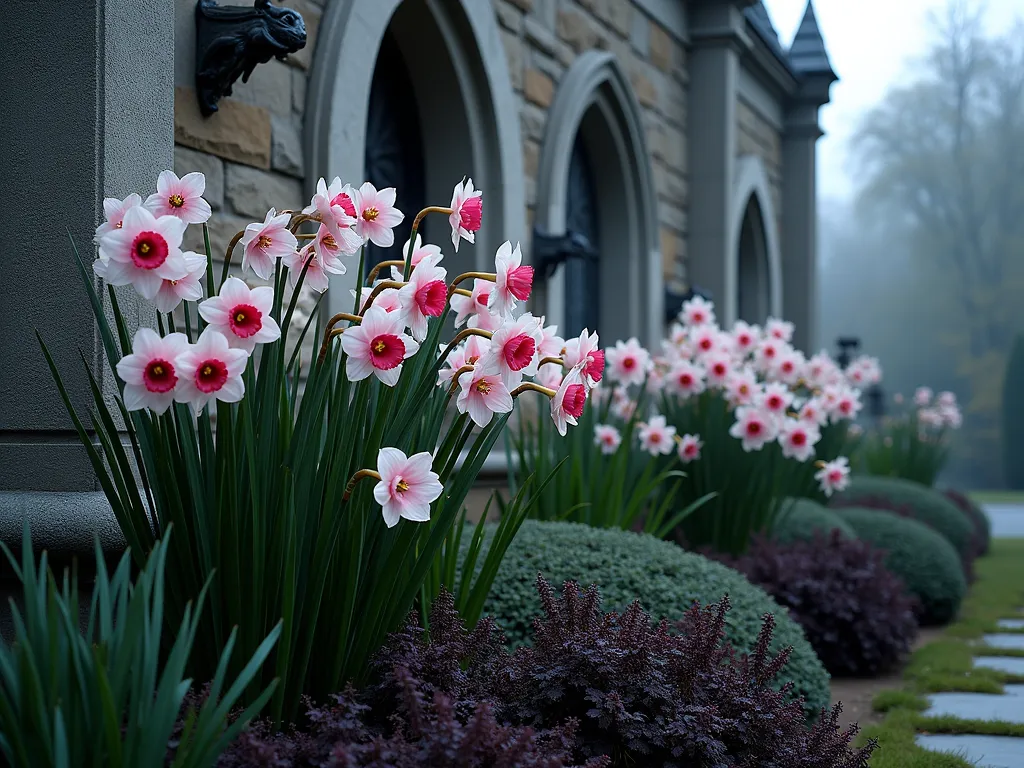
left=729, top=154, right=783, bottom=325
left=534, top=51, right=661, bottom=345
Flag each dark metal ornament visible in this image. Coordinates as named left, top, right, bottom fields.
left=194, top=0, right=307, bottom=117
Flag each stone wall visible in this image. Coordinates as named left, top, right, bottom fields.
left=736, top=96, right=783, bottom=237
left=172, top=0, right=688, bottom=293
left=494, top=0, right=689, bottom=292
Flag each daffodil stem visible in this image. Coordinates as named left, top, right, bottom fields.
left=444, top=364, right=477, bottom=407
left=318, top=312, right=362, bottom=363
left=359, top=280, right=406, bottom=315
left=343, top=469, right=382, bottom=502
left=451, top=288, right=473, bottom=298
left=410, top=206, right=453, bottom=235
left=221, top=230, right=245, bottom=287
left=366, top=259, right=405, bottom=286
left=511, top=382, right=557, bottom=399
left=437, top=328, right=493, bottom=368
left=539, top=356, right=564, bottom=368
left=288, top=212, right=320, bottom=234
left=447, top=272, right=497, bottom=302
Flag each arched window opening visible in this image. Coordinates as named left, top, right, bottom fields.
left=737, top=196, right=771, bottom=324
left=563, top=134, right=600, bottom=337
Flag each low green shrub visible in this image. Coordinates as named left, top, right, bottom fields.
left=1003, top=333, right=1024, bottom=490
left=477, top=520, right=830, bottom=717
left=943, top=489, right=991, bottom=557
left=832, top=476, right=975, bottom=560
left=835, top=507, right=966, bottom=625
left=772, top=497, right=856, bottom=544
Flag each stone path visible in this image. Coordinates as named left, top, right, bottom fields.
left=910, top=504, right=1024, bottom=766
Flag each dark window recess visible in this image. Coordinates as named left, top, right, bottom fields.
left=363, top=31, right=426, bottom=272
left=563, top=137, right=600, bottom=337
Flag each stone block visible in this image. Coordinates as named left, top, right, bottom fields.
left=649, top=20, right=671, bottom=72
left=495, top=0, right=523, bottom=32
left=524, top=16, right=557, bottom=55
left=555, top=39, right=576, bottom=68
left=925, top=686, right=1024, bottom=723
left=278, top=0, right=321, bottom=70
left=226, top=163, right=304, bottom=220
left=658, top=194, right=689, bottom=230
left=524, top=68, right=554, bottom=108
left=521, top=103, right=547, bottom=141
left=630, top=8, right=650, bottom=56
left=557, top=8, right=601, bottom=52
left=292, top=68, right=307, bottom=113
left=502, top=29, right=524, bottom=91
left=915, top=734, right=1024, bottom=768
left=231, top=58, right=292, bottom=117
left=594, top=0, right=631, bottom=38
left=660, top=226, right=676, bottom=279
left=662, top=82, right=686, bottom=128
left=182, top=211, right=252, bottom=260
left=631, top=67, right=657, bottom=109
left=175, top=87, right=271, bottom=169
left=507, top=0, right=533, bottom=10
left=654, top=165, right=687, bottom=206
left=174, top=145, right=225, bottom=211
left=271, top=114, right=304, bottom=178
left=532, top=50, right=564, bottom=83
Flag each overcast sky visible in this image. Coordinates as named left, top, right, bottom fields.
left=761, top=0, right=1024, bottom=201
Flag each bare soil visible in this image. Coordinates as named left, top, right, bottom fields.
left=829, top=627, right=945, bottom=731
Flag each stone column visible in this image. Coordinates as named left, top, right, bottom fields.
left=686, top=1, right=747, bottom=324
left=0, top=0, right=174, bottom=556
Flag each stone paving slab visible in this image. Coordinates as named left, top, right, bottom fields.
left=975, top=656, right=1024, bottom=675
left=998, top=618, right=1024, bottom=630
left=983, top=505, right=1024, bottom=539
left=916, top=734, right=1024, bottom=767
left=924, top=685, right=1024, bottom=723
left=984, top=634, right=1024, bottom=650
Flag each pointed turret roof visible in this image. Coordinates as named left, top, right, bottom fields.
left=787, top=1, right=836, bottom=79
left=744, top=2, right=784, bottom=57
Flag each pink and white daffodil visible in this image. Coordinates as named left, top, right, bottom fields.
left=354, top=182, right=405, bottom=248
left=97, top=206, right=188, bottom=300
left=94, top=193, right=143, bottom=243
left=730, top=406, right=777, bottom=452
left=144, top=170, right=211, bottom=224
left=395, top=260, right=447, bottom=341
left=550, top=364, right=588, bottom=436
left=677, top=433, right=703, bottom=463
left=638, top=414, right=676, bottom=456
left=478, top=313, right=543, bottom=387
left=606, top=337, right=651, bottom=388
left=153, top=251, right=207, bottom=313
left=450, top=278, right=493, bottom=328
left=448, top=177, right=483, bottom=252
left=562, top=329, right=604, bottom=388
left=284, top=244, right=330, bottom=294
left=779, top=419, right=820, bottom=462
left=815, top=456, right=851, bottom=497
left=115, top=328, right=190, bottom=414
left=308, top=177, right=363, bottom=254
left=174, top=328, right=249, bottom=413
left=372, top=447, right=443, bottom=529
left=489, top=241, right=533, bottom=318
left=594, top=423, right=622, bottom=455
left=240, top=208, right=298, bottom=280
left=340, top=305, right=419, bottom=387
left=679, top=295, right=715, bottom=327
left=457, top=369, right=513, bottom=428
left=198, top=277, right=281, bottom=354
left=666, top=360, right=706, bottom=398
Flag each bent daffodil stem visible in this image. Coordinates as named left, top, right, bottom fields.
left=221, top=230, right=246, bottom=285
left=343, top=469, right=382, bottom=502
left=410, top=205, right=454, bottom=234
left=365, top=259, right=406, bottom=286
left=359, top=280, right=407, bottom=315
left=539, top=356, right=565, bottom=368
left=317, top=312, right=362, bottom=363
left=451, top=288, right=473, bottom=298
left=437, top=328, right=493, bottom=367
left=445, top=364, right=477, bottom=400
left=511, top=382, right=557, bottom=399
left=288, top=212, right=321, bottom=233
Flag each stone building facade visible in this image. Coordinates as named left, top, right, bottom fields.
left=0, top=0, right=833, bottom=551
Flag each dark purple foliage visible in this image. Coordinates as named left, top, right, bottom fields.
left=718, top=532, right=919, bottom=677
left=205, top=584, right=874, bottom=767
left=942, top=489, right=991, bottom=557
left=832, top=494, right=976, bottom=582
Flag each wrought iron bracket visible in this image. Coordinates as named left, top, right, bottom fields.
left=194, top=0, right=307, bottom=117
left=532, top=228, right=599, bottom=282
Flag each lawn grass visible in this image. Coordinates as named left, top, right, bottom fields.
left=862, top=539, right=1024, bottom=765
left=968, top=490, right=1024, bottom=505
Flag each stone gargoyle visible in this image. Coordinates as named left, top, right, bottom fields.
left=194, top=0, right=307, bottom=116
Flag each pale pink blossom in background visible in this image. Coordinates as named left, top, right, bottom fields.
left=679, top=295, right=715, bottom=327
left=765, top=317, right=794, bottom=343
left=457, top=369, right=513, bottom=427
left=730, top=406, right=777, bottom=451
left=404, top=234, right=443, bottom=270
left=773, top=349, right=805, bottom=386
left=341, top=305, right=419, bottom=386
left=938, top=391, right=957, bottom=408
left=803, top=351, right=839, bottom=390
left=759, top=382, right=794, bottom=418
left=144, top=170, right=211, bottom=224
left=174, top=327, right=249, bottom=413
left=536, top=362, right=564, bottom=390
left=610, top=386, right=637, bottom=421
left=798, top=396, right=829, bottom=427
left=198, top=277, right=281, bottom=354
left=677, top=433, right=703, bottom=463
left=562, top=329, right=604, bottom=388
left=689, top=324, right=720, bottom=358
left=240, top=208, right=298, bottom=280
left=606, top=337, right=651, bottom=387
left=815, top=456, right=851, bottom=497
left=354, top=182, right=405, bottom=248
left=538, top=319, right=565, bottom=358
left=914, top=386, right=933, bottom=407
left=308, top=177, right=363, bottom=254
left=703, top=353, right=733, bottom=389
left=284, top=244, right=330, bottom=293
left=373, top=447, right=443, bottom=528
left=98, top=206, right=188, bottom=300
left=666, top=360, right=706, bottom=398
left=490, top=241, right=533, bottom=317
left=356, top=284, right=403, bottom=315
left=594, top=423, right=622, bottom=455
left=94, top=193, right=142, bottom=243
left=396, top=259, right=447, bottom=341
left=638, top=414, right=676, bottom=456
left=153, top=251, right=207, bottom=313
left=437, top=345, right=471, bottom=389
left=550, top=365, right=588, bottom=436
left=830, top=387, right=862, bottom=422
left=448, top=177, right=483, bottom=251
left=450, top=278, right=493, bottom=327
left=754, top=338, right=783, bottom=373
left=725, top=369, right=759, bottom=407
left=478, top=313, right=543, bottom=387
left=779, top=419, right=820, bottom=462
left=115, top=328, right=190, bottom=414
left=731, top=321, right=760, bottom=357
left=893, top=392, right=905, bottom=405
